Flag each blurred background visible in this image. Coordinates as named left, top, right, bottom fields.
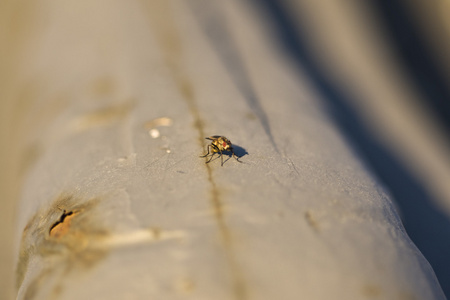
left=1, top=0, right=450, bottom=299
left=252, top=0, right=450, bottom=297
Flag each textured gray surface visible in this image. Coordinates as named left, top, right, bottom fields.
left=1, top=0, right=449, bottom=299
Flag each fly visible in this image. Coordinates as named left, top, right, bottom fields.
left=200, top=135, right=242, bottom=166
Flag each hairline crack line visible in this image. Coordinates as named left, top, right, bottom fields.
left=141, top=1, right=248, bottom=299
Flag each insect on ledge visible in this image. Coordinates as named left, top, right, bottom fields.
left=200, top=136, right=242, bottom=166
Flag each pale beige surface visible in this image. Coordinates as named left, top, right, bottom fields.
left=0, top=3, right=70, bottom=298
left=0, top=3, right=29, bottom=299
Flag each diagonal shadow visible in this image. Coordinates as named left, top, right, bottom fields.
left=187, top=1, right=279, bottom=153
left=371, top=0, right=450, bottom=133
left=254, top=0, right=450, bottom=297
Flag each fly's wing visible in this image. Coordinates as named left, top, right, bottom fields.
left=206, top=135, right=221, bottom=140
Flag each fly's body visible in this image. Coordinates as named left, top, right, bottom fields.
left=200, top=136, right=242, bottom=166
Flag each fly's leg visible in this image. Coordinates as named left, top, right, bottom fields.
left=231, top=149, right=242, bottom=163
left=231, top=148, right=242, bottom=163
left=206, top=152, right=216, bottom=163
left=220, top=150, right=224, bottom=166
left=204, top=144, right=220, bottom=164
left=208, top=144, right=223, bottom=166
left=200, top=145, right=211, bottom=158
